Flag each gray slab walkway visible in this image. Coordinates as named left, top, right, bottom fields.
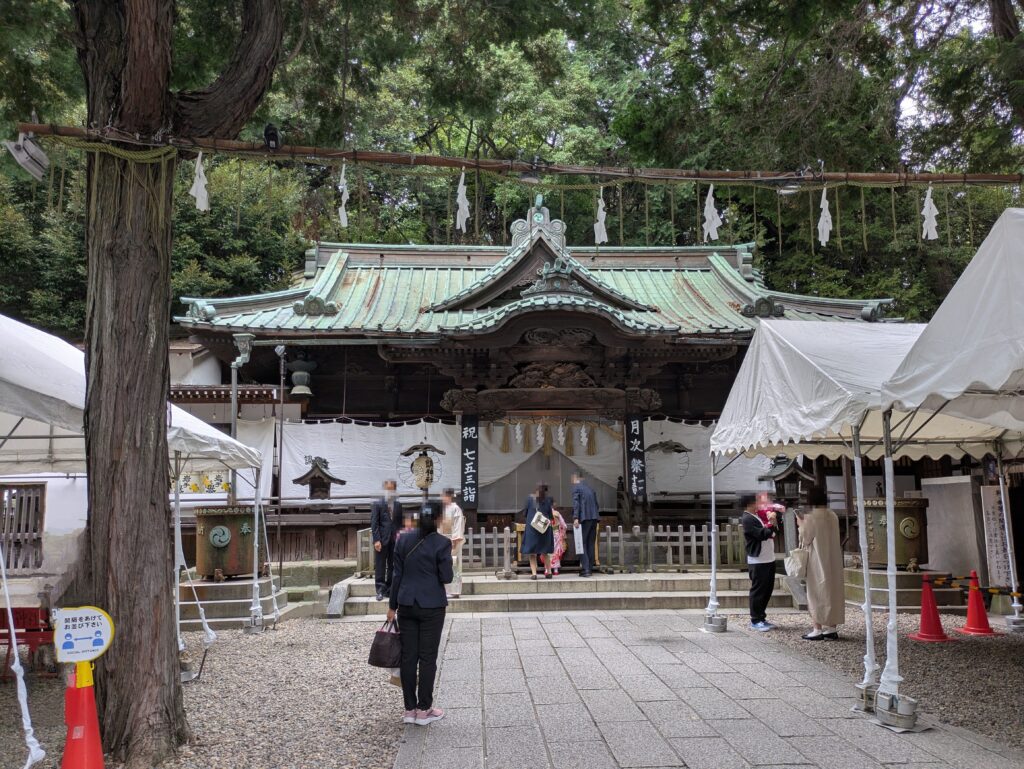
left=393, top=610, right=1024, bottom=769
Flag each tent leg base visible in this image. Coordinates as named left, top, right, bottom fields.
left=702, top=614, right=727, bottom=633
left=853, top=682, right=878, bottom=713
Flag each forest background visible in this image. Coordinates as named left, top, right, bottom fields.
left=3, top=0, right=1023, bottom=336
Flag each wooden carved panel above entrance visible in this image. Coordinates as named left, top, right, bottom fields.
left=522, top=327, right=594, bottom=347
left=508, top=362, right=596, bottom=389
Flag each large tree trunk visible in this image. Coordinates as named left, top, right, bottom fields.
left=83, top=149, right=184, bottom=766
left=67, top=1, right=283, bottom=766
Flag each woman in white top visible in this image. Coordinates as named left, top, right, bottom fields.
left=441, top=488, right=465, bottom=598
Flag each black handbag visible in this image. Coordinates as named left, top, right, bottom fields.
left=368, top=619, right=402, bottom=668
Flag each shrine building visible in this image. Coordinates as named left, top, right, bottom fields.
left=173, top=198, right=890, bottom=557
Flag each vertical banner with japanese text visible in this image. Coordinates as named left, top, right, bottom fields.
left=461, top=416, right=479, bottom=509
left=625, top=415, right=647, bottom=504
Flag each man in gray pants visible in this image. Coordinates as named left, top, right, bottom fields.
left=572, top=469, right=600, bottom=577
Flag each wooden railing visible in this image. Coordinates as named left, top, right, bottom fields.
left=355, top=522, right=747, bottom=575
left=1, top=484, right=45, bottom=573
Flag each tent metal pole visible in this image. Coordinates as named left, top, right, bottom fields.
left=706, top=455, right=719, bottom=616
left=878, top=410, right=902, bottom=697
left=245, top=468, right=264, bottom=634
left=851, top=428, right=879, bottom=692
left=173, top=451, right=184, bottom=653
left=996, top=450, right=1022, bottom=620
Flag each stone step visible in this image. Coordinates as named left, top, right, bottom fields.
left=844, top=584, right=966, bottom=612
left=177, top=576, right=281, bottom=602
left=346, top=573, right=770, bottom=598
left=179, top=588, right=289, bottom=620
left=343, top=590, right=792, bottom=616
left=179, top=600, right=318, bottom=631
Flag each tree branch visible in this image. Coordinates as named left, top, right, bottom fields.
left=171, top=0, right=284, bottom=138
left=990, top=0, right=1021, bottom=40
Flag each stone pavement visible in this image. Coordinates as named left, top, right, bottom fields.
left=392, top=610, right=1024, bottom=769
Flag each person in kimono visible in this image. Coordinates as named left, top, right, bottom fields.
left=797, top=485, right=845, bottom=639
left=441, top=487, right=465, bottom=598
left=546, top=507, right=568, bottom=576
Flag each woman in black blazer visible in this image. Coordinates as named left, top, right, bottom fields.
left=387, top=500, right=453, bottom=726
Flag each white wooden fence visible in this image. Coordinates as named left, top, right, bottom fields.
left=356, top=522, right=746, bottom=574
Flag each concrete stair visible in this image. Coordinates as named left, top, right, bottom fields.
left=342, top=571, right=792, bottom=616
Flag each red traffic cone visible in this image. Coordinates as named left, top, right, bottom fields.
left=956, top=570, right=1001, bottom=636
left=61, top=666, right=105, bottom=769
left=909, top=574, right=951, bottom=642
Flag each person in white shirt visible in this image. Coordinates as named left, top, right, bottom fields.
left=441, top=488, right=465, bottom=598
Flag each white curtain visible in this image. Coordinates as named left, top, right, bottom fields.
left=281, top=421, right=460, bottom=503
left=479, top=420, right=622, bottom=487
left=645, top=420, right=772, bottom=494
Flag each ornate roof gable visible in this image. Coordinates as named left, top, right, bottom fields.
left=427, top=195, right=654, bottom=313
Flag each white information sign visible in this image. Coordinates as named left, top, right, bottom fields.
left=980, top=486, right=1013, bottom=588
left=54, top=606, right=115, bottom=663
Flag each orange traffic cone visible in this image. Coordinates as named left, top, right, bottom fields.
left=909, top=574, right=951, bottom=642
left=956, top=570, right=1000, bottom=636
left=61, top=666, right=104, bottom=769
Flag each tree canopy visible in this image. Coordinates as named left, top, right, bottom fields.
left=2, top=0, right=1023, bottom=334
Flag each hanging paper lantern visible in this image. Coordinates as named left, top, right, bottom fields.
left=337, top=162, right=350, bottom=228
left=921, top=185, right=939, bottom=241
left=702, top=184, right=722, bottom=242
left=817, top=188, right=833, bottom=246
left=594, top=187, right=609, bottom=245
left=455, top=170, right=471, bottom=233
left=189, top=151, right=210, bottom=212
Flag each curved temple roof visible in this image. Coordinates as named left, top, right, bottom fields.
left=176, top=203, right=891, bottom=341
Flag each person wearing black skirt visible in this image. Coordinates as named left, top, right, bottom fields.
left=520, top=483, right=555, bottom=579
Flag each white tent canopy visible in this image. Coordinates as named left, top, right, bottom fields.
left=710, top=320, right=1018, bottom=461
left=883, top=207, right=1024, bottom=431
left=883, top=208, right=1024, bottom=624
left=0, top=313, right=261, bottom=473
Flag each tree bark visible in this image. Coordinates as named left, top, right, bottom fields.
left=989, top=0, right=1024, bottom=128
left=67, top=1, right=283, bottom=766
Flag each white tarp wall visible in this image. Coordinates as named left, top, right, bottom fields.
left=645, top=420, right=772, bottom=494
left=281, top=420, right=460, bottom=503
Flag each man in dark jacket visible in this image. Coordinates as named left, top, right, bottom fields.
left=572, top=469, right=600, bottom=577
left=371, top=479, right=403, bottom=601
left=740, top=492, right=778, bottom=631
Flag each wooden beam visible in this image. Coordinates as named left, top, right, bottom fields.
left=19, top=123, right=1024, bottom=187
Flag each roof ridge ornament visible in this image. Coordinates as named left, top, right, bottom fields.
left=510, top=196, right=567, bottom=249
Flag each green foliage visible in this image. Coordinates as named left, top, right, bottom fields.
left=1, top=0, right=1023, bottom=337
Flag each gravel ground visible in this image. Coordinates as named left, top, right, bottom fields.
left=760, top=609, right=1024, bottom=750
left=0, top=619, right=404, bottom=769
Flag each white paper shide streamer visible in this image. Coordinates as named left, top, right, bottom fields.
left=594, top=188, right=608, bottom=244
left=337, top=162, right=350, bottom=228
left=702, top=184, right=722, bottom=242
left=817, top=188, right=833, bottom=246
left=455, top=170, right=471, bottom=233
left=921, top=185, right=939, bottom=241
left=188, top=151, right=210, bottom=212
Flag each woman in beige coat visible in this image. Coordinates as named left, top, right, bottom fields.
left=797, top=486, right=845, bottom=639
